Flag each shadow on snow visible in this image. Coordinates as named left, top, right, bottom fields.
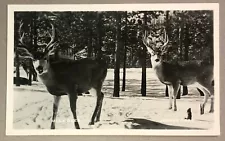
left=123, top=118, right=203, bottom=130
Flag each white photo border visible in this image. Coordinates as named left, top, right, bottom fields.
left=6, top=3, right=220, bottom=136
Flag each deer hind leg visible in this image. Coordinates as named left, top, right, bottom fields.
left=172, top=83, right=181, bottom=111
left=51, top=96, right=61, bottom=129
left=89, top=87, right=104, bottom=125
left=208, top=83, right=214, bottom=113
left=209, top=95, right=214, bottom=113
left=196, top=83, right=210, bottom=115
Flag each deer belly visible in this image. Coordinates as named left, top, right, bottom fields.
left=77, top=85, right=92, bottom=93
left=180, top=78, right=197, bottom=86
left=46, top=86, right=67, bottom=96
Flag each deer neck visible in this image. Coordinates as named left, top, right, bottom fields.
left=37, top=61, right=54, bottom=86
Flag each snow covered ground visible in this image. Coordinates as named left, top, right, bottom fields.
left=12, top=68, right=214, bottom=130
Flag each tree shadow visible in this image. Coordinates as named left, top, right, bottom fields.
left=123, top=118, right=204, bottom=130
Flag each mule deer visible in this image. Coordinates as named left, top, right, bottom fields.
left=34, top=23, right=107, bottom=129
left=142, top=29, right=214, bottom=115
left=15, top=21, right=37, bottom=81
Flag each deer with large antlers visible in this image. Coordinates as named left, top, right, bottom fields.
left=142, top=29, right=214, bottom=115
left=34, top=23, right=108, bottom=129
left=14, top=21, right=37, bottom=81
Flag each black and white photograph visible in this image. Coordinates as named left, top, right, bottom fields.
left=6, top=3, right=220, bottom=136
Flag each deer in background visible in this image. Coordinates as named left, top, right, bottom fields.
left=142, top=29, right=214, bottom=115
left=34, top=23, right=108, bottom=129
left=14, top=21, right=37, bottom=81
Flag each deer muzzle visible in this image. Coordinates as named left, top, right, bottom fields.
left=36, top=66, right=44, bottom=74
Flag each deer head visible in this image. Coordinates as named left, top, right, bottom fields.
left=142, top=28, right=169, bottom=63
left=35, top=23, right=58, bottom=75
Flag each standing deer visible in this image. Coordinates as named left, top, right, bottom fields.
left=34, top=23, right=108, bottom=129
left=142, top=29, right=214, bottom=115
left=15, top=21, right=37, bottom=81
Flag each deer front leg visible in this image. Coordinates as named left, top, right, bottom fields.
left=68, top=93, right=80, bottom=129
left=96, top=92, right=104, bottom=122
left=51, top=96, right=61, bottom=129
left=172, top=83, right=180, bottom=111
left=89, top=89, right=104, bottom=125
left=167, top=85, right=173, bottom=110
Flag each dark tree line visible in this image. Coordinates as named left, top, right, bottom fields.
left=14, top=10, right=213, bottom=98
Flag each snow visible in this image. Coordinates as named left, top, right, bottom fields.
left=12, top=68, right=214, bottom=130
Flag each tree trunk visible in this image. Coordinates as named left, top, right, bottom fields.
left=87, top=29, right=93, bottom=58
left=122, top=12, right=127, bottom=92
left=15, top=49, right=20, bottom=86
left=15, top=21, right=20, bottom=86
left=182, top=24, right=190, bottom=96
left=176, top=87, right=181, bottom=99
left=184, top=24, right=190, bottom=61
left=122, top=45, right=126, bottom=92
left=28, top=13, right=34, bottom=86
left=113, top=12, right=122, bottom=97
left=96, top=12, right=103, bottom=59
left=85, top=13, right=93, bottom=58
left=141, top=12, right=147, bottom=96
left=165, top=85, right=168, bottom=97
left=28, top=59, right=32, bottom=86
left=182, top=86, right=188, bottom=96
left=32, top=12, right=38, bottom=81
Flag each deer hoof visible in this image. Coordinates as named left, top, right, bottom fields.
left=88, top=122, right=94, bottom=125
left=74, top=122, right=80, bottom=129
left=50, top=124, right=55, bottom=129
left=174, top=108, right=177, bottom=111
left=209, top=109, right=214, bottom=113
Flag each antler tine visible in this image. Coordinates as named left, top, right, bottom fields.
left=161, top=29, right=169, bottom=48
left=18, top=21, right=25, bottom=46
left=161, top=29, right=169, bottom=54
left=46, top=23, right=56, bottom=48
left=142, top=30, right=156, bottom=52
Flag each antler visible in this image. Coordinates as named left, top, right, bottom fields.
left=142, top=30, right=156, bottom=52
left=161, top=29, right=169, bottom=48
left=46, top=23, right=56, bottom=49
left=161, top=29, right=169, bottom=54
left=18, top=21, right=25, bottom=46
